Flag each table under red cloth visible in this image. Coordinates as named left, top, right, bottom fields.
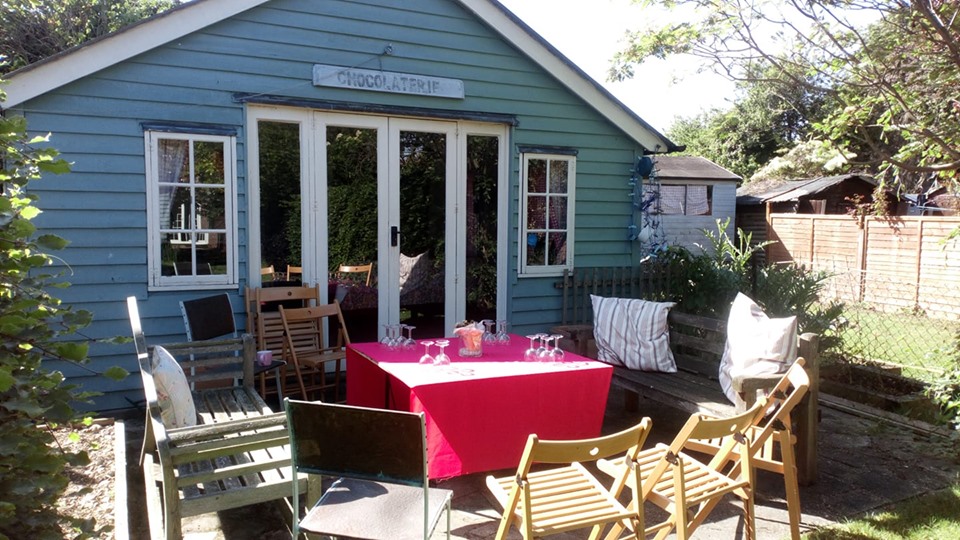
left=346, top=335, right=612, bottom=479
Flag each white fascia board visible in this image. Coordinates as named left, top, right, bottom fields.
left=459, top=0, right=675, bottom=153
left=2, top=0, right=270, bottom=109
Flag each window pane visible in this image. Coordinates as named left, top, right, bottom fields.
left=259, top=121, right=302, bottom=275
left=195, top=141, right=225, bottom=185
left=686, top=185, right=710, bottom=215
left=548, top=196, right=567, bottom=229
left=548, top=232, right=567, bottom=265
left=199, top=233, right=228, bottom=275
left=196, top=186, right=225, bottom=229
left=526, top=232, right=545, bottom=265
left=465, top=135, right=498, bottom=323
left=549, top=160, right=568, bottom=193
left=527, top=196, right=546, bottom=229
left=660, top=185, right=686, bottom=215
left=527, top=159, right=546, bottom=193
left=158, top=139, right=189, bottom=184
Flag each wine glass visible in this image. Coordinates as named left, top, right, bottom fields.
left=402, top=324, right=416, bottom=350
left=418, top=340, right=435, bottom=364
left=482, top=320, right=497, bottom=345
left=549, top=334, right=566, bottom=362
left=535, top=333, right=551, bottom=361
left=433, top=339, right=451, bottom=365
left=379, top=324, right=394, bottom=349
left=495, top=320, right=510, bottom=346
left=523, top=335, right=540, bottom=362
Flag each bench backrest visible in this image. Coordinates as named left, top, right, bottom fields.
left=555, top=266, right=671, bottom=326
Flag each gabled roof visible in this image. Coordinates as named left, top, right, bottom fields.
left=0, top=0, right=679, bottom=153
left=737, top=174, right=878, bottom=205
left=655, top=155, right=740, bottom=182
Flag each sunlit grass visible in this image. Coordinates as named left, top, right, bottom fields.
left=804, top=485, right=960, bottom=539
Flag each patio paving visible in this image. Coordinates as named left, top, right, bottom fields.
left=123, top=389, right=960, bottom=539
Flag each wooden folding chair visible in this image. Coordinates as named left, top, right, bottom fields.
left=338, top=262, right=373, bottom=286
left=285, top=399, right=452, bottom=540
left=485, top=418, right=653, bottom=540
left=260, top=265, right=276, bottom=281
left=685, top=358, right=811, bottom=540
left=249, top=285, right=321, bottom=399
left=279, top=301, right=350, bottom=402
left=286, top=264, right=302, bottom=281
left=599, top=402, right=764, bottom=540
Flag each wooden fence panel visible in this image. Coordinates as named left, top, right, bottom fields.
left=766, top=214, right=960, bottom=320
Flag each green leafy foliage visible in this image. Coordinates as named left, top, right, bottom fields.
left=0, top=86, right=106, bottom=539
left=926, top=331, right=960, bottom=430
left=1, top=0, right=183, bottom=74
left=660, top=219, right=843, bottom=356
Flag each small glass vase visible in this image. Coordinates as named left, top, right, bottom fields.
left=459, top=333, right=483, bottom=357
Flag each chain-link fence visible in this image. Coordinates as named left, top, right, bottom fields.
left=821, top=269, right=960, bottom=384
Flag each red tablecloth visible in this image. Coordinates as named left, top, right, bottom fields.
left=346, top=335, right=612, bottom=479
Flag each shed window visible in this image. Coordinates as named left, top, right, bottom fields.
left=651, top=184, right=712, bottom=215
left=145, top=131, right=236, bottom=288
left=520, top=154, right=575, bottom=275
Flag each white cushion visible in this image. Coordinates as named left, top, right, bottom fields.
left=719, top=293, right=798, bottom=405
left=151, top=346, right=197, bottom=428
left=591, top=295, right=677, bottom=372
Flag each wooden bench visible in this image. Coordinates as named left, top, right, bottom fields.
left=129, top=297, right=308, bottom=540
left=551, top=268, right=821, bottom=486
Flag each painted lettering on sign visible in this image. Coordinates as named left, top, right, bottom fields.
left=312, top=65, right=465, bottom=99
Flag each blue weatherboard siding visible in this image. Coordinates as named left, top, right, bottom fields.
left=16, top=0, right=656, bottom=411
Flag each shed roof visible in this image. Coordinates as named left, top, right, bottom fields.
left=736, top=174, right=878, bottom=205
left=0, top=0, right=679, bottom=153
left=655, top=155, right=740, bottom=182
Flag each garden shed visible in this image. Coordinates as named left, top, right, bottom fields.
left=1, top=0, right=687, bottom=411
left=651, top=155, right=740, bottom=250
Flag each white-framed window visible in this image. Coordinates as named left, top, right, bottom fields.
left=145, top=131, right=236, bottom=288
left=649, top=184, right=713, bottom=215
left=519, top=153, right=575, bottom=275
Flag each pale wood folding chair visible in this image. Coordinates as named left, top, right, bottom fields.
left=286, top=264, right=302, bottom=281
left=260, top=265, right=276, bottom=281
left=485, top=418, right=653, bottom=540
left=249, top=284, right=321, bottom=398
left=285, top=399, right=452, bottom=540
left=338, top=262, right=374, bottom=286
left=279, top=301, right=350, bottom=402
left=599, top=402, right=764, bottom=540
left=685, top=358, right=811, bottom=540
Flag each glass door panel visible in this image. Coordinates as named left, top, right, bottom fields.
left=257, top=121, right=301, bottom=284
left=326, top=125, right=380, bottom=343
left=465, top=134, right=499, bottom=322
left=397, top=130, right=448, bottom=338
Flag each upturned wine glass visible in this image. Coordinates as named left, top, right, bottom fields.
left=433, top=339, right=451, bottom=365
left=482, top=320, right=497, bottom=345
left=523, top=335, right=540, bottom=362
left=495, top=320, right=510, bottom=345
left=549, top=334, right=566, bottom=362
left=418, top=340, right=435, bottom=364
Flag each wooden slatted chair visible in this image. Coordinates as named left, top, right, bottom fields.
left=485, top=418, right=653, bottom=540
left=279, top=301, right=350, bottom=402
left=684, top=359, right=811, bottom=540
left=249, top=285, right=321, bottom=399
left=286, top=265, right=303, bottom=281
left=260, top=265, right=276, bottom=281
left=285, top=399, right=452, bottom=540
left=338, top=262, right=373, bottom=286
left=598, top=402, right=764, bottom=540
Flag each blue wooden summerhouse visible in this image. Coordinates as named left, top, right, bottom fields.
left=1, top=0, right=699, bottom=411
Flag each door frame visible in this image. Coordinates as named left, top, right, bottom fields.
left=246, top=104, right=509, bottom=335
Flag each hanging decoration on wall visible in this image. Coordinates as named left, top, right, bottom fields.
left=628, top=155, right=667, bottom=258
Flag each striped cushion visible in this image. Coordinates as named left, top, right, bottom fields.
left=719, top=293, right=798, bottom=405
left=591, top=295, right=677, bottom=372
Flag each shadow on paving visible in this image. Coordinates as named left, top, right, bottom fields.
left=122, top=389, right=960, bottom=539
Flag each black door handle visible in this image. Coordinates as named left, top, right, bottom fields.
left=391, top=226, right=400, bottom=247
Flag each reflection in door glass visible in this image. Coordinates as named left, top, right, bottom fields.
left=258, top=121, right=300, bottom=283
left=466, top=135, right=498, bottom=322
left=327, top=127, right=379, bottom=342
left=399, top=131, right=446, bottom=338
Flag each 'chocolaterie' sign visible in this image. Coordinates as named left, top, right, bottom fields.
left=313, top=64, right=465, bottom=99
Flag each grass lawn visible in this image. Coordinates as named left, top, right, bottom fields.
left=839, top=306, right=960, bottom=380
left=805, top=484, right=960, bottom=539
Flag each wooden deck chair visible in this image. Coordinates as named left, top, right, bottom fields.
left=598, top=402, right=764, bottom=540
left=279, top=301, right=350, bottom=402
left=260, top=265, right=276, bottom=281
left=684, top=358, right=811, bottom=540
left=285, top=399, right=452, bottom=540
left=250, top=285, right=321, bottom=398
left=485, top=418, right=653, bottom=540
left=338, top=262, right=373, bottom=286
